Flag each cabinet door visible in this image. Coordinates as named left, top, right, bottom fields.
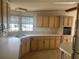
left=42, top=16, right=49, bottom=27
left=30, top=39, right=38, bottom=51
left=49, top=37, right=55, bottom=49
left=63, top=16, right=69, bottom=27
left=55, top=36, right=61, bottom=48
left=68, top=16, right=73, bottom=27
left=38, top=39, right=44, bottom=50
left=37, top=16, right=43, bottom=27
left=21, top=39, right=27, bottom=56
left=44, top=39, right=49, bottom=49
left=54, top=16, right=60, bottom=28
left=49, top=16, right=55, bottom=28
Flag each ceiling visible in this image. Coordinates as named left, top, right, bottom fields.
left=9, top=0, right=78, bottom=11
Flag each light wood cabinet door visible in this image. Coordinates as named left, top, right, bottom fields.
left=44, top=39, right=50, bottom=49
left=68, top=16, right=73, bottom=27
left=21, top=39, right=28, bottom=56
left=38, top=39, right=44, bottom=50
left=55, top=36, right=61, bottom=48
left=49, top=37, right=55, bottom=49
left=42, top=16, right=49, bottom=27
left=30, top=39, right=38, bottom=51
left=63, top=16, right=69, bottom=27
left=54, top=16, right=60, bottom=28
left=37, top=16, right=43, bottom=27
left=49, top=16, right=55, bottom=28
left=63, top=16, right=73, bottom=27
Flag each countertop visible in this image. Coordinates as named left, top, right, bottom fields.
left=60, top=42, right=73, bottom=56
left=21, top=34, right=62, bottom=39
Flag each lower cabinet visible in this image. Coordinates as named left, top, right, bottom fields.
left=49, top=37, right=56, bottom=49
left=38, top=39, right=44, bottom=50
left=30, top=36, right=62, bottom=51
left=20, top=36, right=62, bottom=58
left=21, top=41, right=27, bottom=56
left=44, top=39, right=50, bottom=49
left=30, top=39, right=38, bottom=51
left=20, top=38, right=30, bottom=57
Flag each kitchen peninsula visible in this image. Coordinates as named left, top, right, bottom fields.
left=0, top=34, right=62, bottom=59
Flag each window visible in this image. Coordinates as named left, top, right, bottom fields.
left=22, top=16, right=33, bottom=31
left=9, top=16, right=19, bottom=32
left=9, top=16, right=33, bottom=32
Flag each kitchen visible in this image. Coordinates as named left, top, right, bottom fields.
left=0, top=0, right=79, bottom=59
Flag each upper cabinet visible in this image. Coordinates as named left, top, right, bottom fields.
left=54, top=16, right=60, bottom=28
left=36, top=16, right=60, bottom=28
left=36, top=15, right=73, bottom=28
left=49, top=16, right=55, bottom=28
left=49, top=16, right=60, bottom=28
left=42, top=16, right=49, bottom=27
left=37, top=16, right=49, bottom=27
left=63, top=16, right=73, bottom=27
left=37, top=16, right=43, bottom=27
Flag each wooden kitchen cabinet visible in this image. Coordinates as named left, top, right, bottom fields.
left=49, top=16, right=55, bottom=28
left=37, top=16, right=43, bottom=27
left=63, top=16, right=73, bottom=27
left=21, top=40, right=27, bottom=56
left=38, top=39, right=44, bottom=50
left=21, top=38, right=30, bottom=57
left=49, top=37, right=55, bottom=49
left=42, top=16, right=49, bottom=27
left=44, top=39, right=50, bottom=49
left=54, top=16, right=60, bottom=28
left=30, top=38, right=38, bottom=51
left=55, top=36, right=61, bottom=48
left=63, top=36, right=72, bottom=43
left=63, top=16, right=68, bottom=27
left=30, top=36, right=62, bottom=51
left=68, top=16, right=73, bottom=27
